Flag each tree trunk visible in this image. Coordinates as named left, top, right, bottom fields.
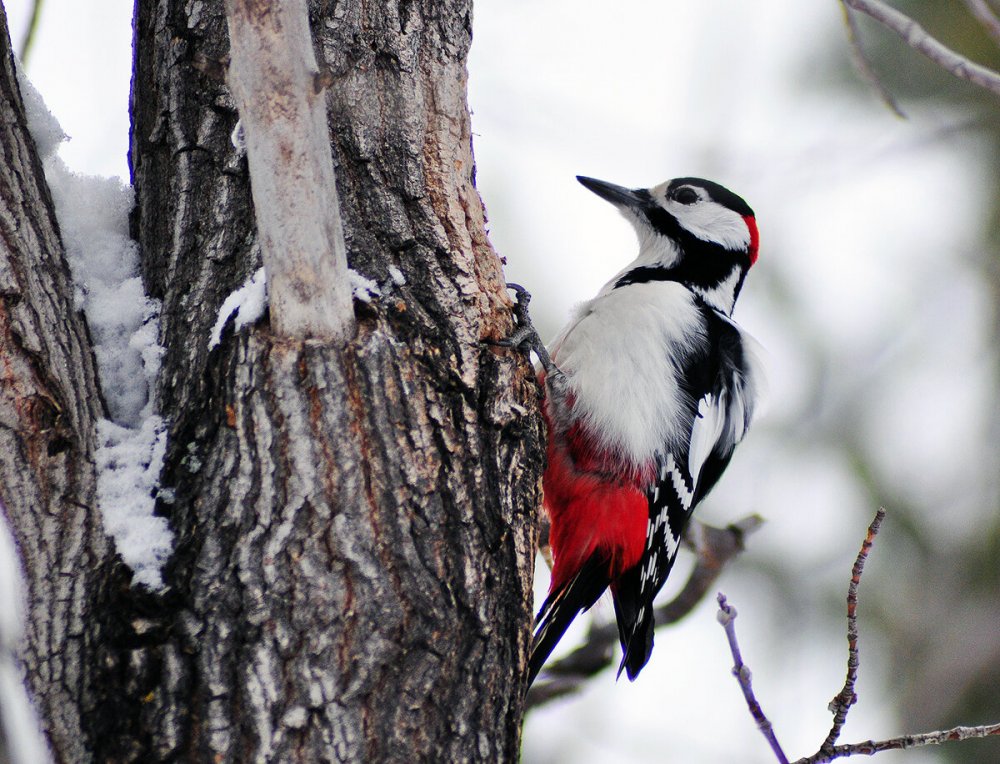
left=0, top=0, right=541, bottom=761
left=0, top=10, right=125, bottom=763
left=121, top=0, right=539, bottom=761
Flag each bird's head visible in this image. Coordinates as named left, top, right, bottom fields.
left=578, top=175, right=758, bottom=314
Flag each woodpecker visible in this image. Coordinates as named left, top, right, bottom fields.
left=515, top=175, right=764, bottom=685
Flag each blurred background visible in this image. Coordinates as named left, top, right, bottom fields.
left=9, top=0, right=1000, bottom=761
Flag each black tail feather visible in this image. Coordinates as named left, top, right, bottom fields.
left=612, top=567, right=656, bottom=680
left=528, top=554, right=610, bottom=686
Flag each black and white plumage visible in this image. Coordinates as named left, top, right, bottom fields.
left=527, top=175, right=764, bottom=684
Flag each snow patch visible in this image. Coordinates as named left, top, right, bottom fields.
left=0, top=511, right=52, bottom=764
left=388, top=265, right=406, bottom=286
left=18, top=67, right=172, bottom=589
left=349, top=268, right=381, bottom=303
left=14, top=58, right=65, bottom=161
left=208, top=266, right=268, bottom=349
left=230, top=118, right=246, bottom=155
left=95, top=417, right=171, bottom=588
left=0, top=513, right=24, bottom=652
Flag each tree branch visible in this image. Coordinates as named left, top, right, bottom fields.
left=17, top=0, right=44, bottom=65
left=843, top=0, right=1000, bottom=98
left=719, top=508, right=1000, bottom=762
left=837, top=2, right=906, bottom=117
left=223, top=0, right=354, bottom=340
left=962, top=0, right=1000, bottom=46
left=526, top=514, right=763, bottom=708
left=818, top=507, right=884, bottom=754
left=717, top=594, right=789, bottom=764
left=803, top=723, right=1000, bottom=761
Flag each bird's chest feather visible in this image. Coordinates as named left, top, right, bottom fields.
left=548, top=282, right=706, bottom=468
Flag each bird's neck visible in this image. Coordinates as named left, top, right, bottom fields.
left=603, top=241, right=747, bottom=316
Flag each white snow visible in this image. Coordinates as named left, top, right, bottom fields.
left=348, top=268, right=380, bottom=303
left=14, top=58, right=65, bottom=161
left=0, top=512, right=52, bottom=764
left=388, top=265, right=406, bottom=286
left=17, top=65, right=173, bottom=589
left=207, top=263, right=402, bottom=348
left=230, top=118, right=246, bottom=155
left=95, top=417, right=171, bottom=588
left=0, top=514, right=24, bottom=654
left=208, top=266, right=268, bottom=349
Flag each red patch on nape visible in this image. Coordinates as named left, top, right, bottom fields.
left=743, top=215, right=759, bottom=265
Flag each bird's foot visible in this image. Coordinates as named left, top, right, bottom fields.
left=493, top=283, right=564, bottom=383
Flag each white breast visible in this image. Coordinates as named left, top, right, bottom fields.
left=549, top=281, right=705, bottom=466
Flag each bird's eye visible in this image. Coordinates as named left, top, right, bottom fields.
left=671, top=187, right=699, bottom=205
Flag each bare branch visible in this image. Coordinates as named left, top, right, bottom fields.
left=17, top=0, right=45, bottom=65
left=837, top=2, right=907, bottom=117
left=963, top=0, right=1000, bottom=46
left=526, top=515, right=763, bottom=709
left=843, top=0, right=1000, bottom=98
left=721, top=508, right=1000, bottom=762
left=803, top=723, right=1000, bottom=762
left=717, top=594, right=790, bottom=764
left=819, top=507, right=885, bottom=753
left=224, top=0, right=354, bottom=340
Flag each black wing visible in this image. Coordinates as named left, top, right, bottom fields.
left=614, top=307, right=758, bottom=680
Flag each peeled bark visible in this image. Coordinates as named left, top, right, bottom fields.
left=223, top=0, right=354, bottom=340
left=108, top=0, right=544, bottom=761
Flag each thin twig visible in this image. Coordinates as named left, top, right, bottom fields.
left=963, top=0, right=1000, bottom=46
left=526, top=515, right=763, bottom=708
left=18, top=0, right=45, bottom=65
left=819, top=507, right=886, bottom=753
left=843, top=0, right=1000, bottom=98
left=717, top=593, right=789, bottom=764
left=718, top=506, right=1000, bottom=763
left=799, top=722, right=1000, bottom=763
left=837, top=1, right=906, bottom=117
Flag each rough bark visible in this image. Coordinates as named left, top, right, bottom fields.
left=111, top=0, right=543, bottom=761
left=0, top=10, right=116, bottom=762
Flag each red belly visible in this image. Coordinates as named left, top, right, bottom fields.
left=543, top=423, right=650, bottom=594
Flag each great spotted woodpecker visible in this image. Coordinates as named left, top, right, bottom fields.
left=514, top=175, right=764, bottom=685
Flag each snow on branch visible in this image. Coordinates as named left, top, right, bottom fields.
left=718, top=508, right=1000, bottom=762
left=208, top=266, right=267, bottom=350
left=224, top=0, right=354, bottom=341
left=841, top=0, right=1000, bottom=98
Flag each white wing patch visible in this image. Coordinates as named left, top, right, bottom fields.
left=687, top=368, right=759, bottom=493
left=688, top=393, right=727, bottom=490
left=666, top=453, right=693, bottom=511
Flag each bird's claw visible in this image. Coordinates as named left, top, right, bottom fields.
left=494, top=283, right=563, bottom=380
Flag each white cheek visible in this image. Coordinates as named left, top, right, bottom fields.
left=617, top=212, right=681, bottom=273
left=672, top=203, right=749, bottom=251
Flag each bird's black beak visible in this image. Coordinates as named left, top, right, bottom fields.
left=577, top=176, right=647, bottom=209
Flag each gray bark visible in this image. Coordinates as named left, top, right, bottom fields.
left=0, top=0, right=541, bottom=760
left=0, top=10, right=119, bottom=762
left=119, top=0, right=541, bottom=761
